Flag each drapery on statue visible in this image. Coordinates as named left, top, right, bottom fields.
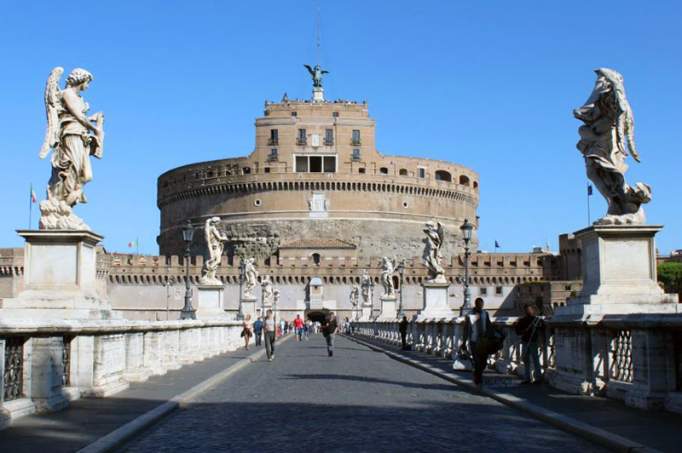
left=381, top=257, right=396, bottom=298
left=349, top=284, right=360, bottom=307
left=243, top=258, right=259, bottom=299
left=200, top=217, right=227, bottom=285
left=304, top=64, right=329, bottom=88
left=360, top=270, right=373, bottom=305
left=261, top=275, right=274, bottom=305
left=423, top=221, right=446, bottom=283
left=574, top=68, right=651, bottom=225
left=39, top=67, right=105, bottom=230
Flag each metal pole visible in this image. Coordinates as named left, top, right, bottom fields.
left=461, top=239, right=471, bottom=316
left=238, top=260, right=245, bottom=319
left=398, top=265, right=404, bottom=318
left=182, top=243, right=194, bottom=319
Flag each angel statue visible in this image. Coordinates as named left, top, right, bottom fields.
left=243, top=257, right=259, bottom=299
left=423, top=221, right=446, bottom=283
left=200, top=217, right=227, bottom=285
left=574, top=68, right=651, bottom=225
left=261, top=275, right=274, bottom=305
left=38, top=67, right=105, bottom=230
left=349, top=284, right=360, bottom=307
left=360, top=270, right=373, bottom=306
left=380, top=257, right=396, bottom=298
left=304, top=64, right=329, bottom=88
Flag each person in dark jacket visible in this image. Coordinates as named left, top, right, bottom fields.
left=322, top=312, right=338, bottom=357
left=253, top=316, right=263, bottom=346
left=515, top=304, right=545, bottom=384
left=398, top=316, right=409, bottom=350
left=461, top=298, right=494, bottom=386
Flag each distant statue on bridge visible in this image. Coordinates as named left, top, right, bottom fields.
left=574, top=68, right=651, bottom=225
left=304, top=64, right=329, bottom=88
left=243, top=258, right=259, bottom=299
left=200, top=217, right=227, bottom=285
left=39, top=67, right=105, bottom=230
left=423, top=221, right=446, bottom=283
left=381, top=257, right=396, bottom=298
left=349, top=284, right=360, bottom=307
left=261, top=275, right=274, bottom=305
left=360, top=270, right=373, bottom=306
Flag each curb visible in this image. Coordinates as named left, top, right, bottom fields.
left=344, top=335, right=660, bottom=453
left=77, top=334, right=293, bottom=453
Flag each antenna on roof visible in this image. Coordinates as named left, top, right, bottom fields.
left=315, top=0, right=321, bottom=65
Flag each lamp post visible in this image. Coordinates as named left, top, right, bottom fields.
left=181, top=220, right=196, bottom=320
left=460, top=218, right=474, bottom=315
left=396, top=259, right=405, bottom=318
left=238, top=258, right=246, bottom=319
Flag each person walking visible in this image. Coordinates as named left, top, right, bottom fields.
left=305, top=319, right=312, bottom=340
left=322, top=312, right=339, bottom=357
left=264, top=309, right=276, bottom=361
left=461, top=298, right=494, bottom=387
left=242, top=314, right=253, bottom=350
left=399, top=315, right=409, bottom=350
left=253, top=316, right=263, bottom=347
left=515, top=304, right=545, bottom=384
left=294, top=314, right=304, bottom=341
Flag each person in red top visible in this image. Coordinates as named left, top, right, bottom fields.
left=293, top=314, right=304, bottom=341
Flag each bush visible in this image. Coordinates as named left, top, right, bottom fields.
left=658, top=262, right=682, bottom=294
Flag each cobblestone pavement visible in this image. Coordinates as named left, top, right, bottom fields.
left=123, top=335, right=605, bottom=453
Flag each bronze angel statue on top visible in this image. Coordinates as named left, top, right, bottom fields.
left=574, top=68, right=650, bottom=225
left=38, top=67, right=105, bottom=230
left=304, top=64, right=328, bottom=88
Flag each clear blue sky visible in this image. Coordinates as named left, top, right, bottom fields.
left=0, top=1, right=680, bottom=255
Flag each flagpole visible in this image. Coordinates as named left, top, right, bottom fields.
left=28, top=184, right=33, bottom=230
left=136, top=237, right=140, bottom=256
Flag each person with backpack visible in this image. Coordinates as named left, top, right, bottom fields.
left=253, top=316, right=263, bottom=347
left=321, top=312, right=338, bottom=357
left=515, top=304, right=545, bottom=384
left=461, top=298, right=500, bottom=387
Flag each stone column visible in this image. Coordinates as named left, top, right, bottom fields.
left=377, top=295, right=397, bottom=320
left=417, top=282, right=455, bottom=320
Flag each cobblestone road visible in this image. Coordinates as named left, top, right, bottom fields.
left=123, top=335, right=604, bottom=453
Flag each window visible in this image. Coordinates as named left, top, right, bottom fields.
left=268, top=148, right=278, bottom=161
left=480, top=287, right=487, bottom=295
left=332, top=111, right=339, bottom=117
left=295, top=156, right=308, bottom=172
left=269, top=129, right=278, bottom=145
left=323, top=156, right=336, bottom=172
left=312, top=253, right=321, bottom=265
left=352, top=129, right=361, bottom=145
left=295, top=155, right=337, bottom=173
left=254, top=199, right=262, bottom=207
left=242, top=167, right=251, bottom=175
left=310, top=156, right=322, bottom=172
left=291, top=111, right=297, bottom=117
left=264, top=167, right=270, bottom=173
left=459, top=175, right=470, bottom=186
left=496, top=286, right=503, bottom=295
left=324, top=128, right=334, bottom=145
left=379, top=167, right=388, bottom=175
left=297, top=128, right=307, bottom=145
left=399, top=168, right=408, bottom=176
left=418, top=167, right=426, bottom=178
left=352, top=149, right=361, bottom=161
left=359, top=168, right=366, bottom=174
left=435, top=170, right=452, bottom=182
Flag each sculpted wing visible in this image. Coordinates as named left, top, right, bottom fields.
left=39, top=67, right=64, bottom=159
left=436, top=222, right=444, bottom=246
left=304, top=64, right=315, bottom=76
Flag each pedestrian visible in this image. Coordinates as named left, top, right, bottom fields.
left=253, top=316, right=263, bottom=347
left=321, top=312, right=339, bottom=357
left=264, top=309, right=276, bottom=361
left=515, top=304, right=545, bottom=384
left=305, top=319, right=312, bottom=340
left=242, top=314, right=253, bottom=350
left=461, top=298, right=494, bottom=386
left=294, top=314, right=304, bottom=341
left=399, top=315, right=409, bottom=350
left=280, top=319, right=285, bottom=336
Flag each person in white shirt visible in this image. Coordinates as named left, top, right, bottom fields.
left=462, top=298, right=494, bottom=386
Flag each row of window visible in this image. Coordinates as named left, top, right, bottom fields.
left=269, top=128, right=361, bottom=147
left=480, top=286, right=504, bottom=295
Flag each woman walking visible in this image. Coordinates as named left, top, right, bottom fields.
left=264, top=310, right=276, bottom=361
left=242, top=314, right=253, bottom=350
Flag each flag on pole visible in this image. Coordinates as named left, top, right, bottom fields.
left=587, top=184, right=593, bottom=196
left=30, top=188, right=37, bottom=203
left=128, top=240, right=137, bottom=249
left=494, top=240, right=500, bottom=249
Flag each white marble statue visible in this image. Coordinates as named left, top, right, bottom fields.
left=243, top=258, right=258, bottom=299
left=349, top=284, right=360, bottom=307
left=39, top=67, right=105, bottom=230
left=261, top=275, right=274, bottom=305
left=360, top=270, right=373, bottom=305
left=200, top=217, right=227, bottom=285
left=423, top=221, right=446, bottom=283
left=574, top=68, right=651, bottom=225
left=381, top=257, right=396, bottom=298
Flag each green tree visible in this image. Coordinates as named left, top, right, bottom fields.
left=657, top=261, right=682, bottom=294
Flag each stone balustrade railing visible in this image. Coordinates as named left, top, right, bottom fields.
left=0, top=319, right=243, bottom=429
left=351, top=314, right=682, bottom=415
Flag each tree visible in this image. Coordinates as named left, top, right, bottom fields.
left=657, top=262, right=682, bottom=295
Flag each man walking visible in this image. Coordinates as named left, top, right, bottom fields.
left=515, top=304, right=545, bottom=384
left=253, top=316, right=263, bottom=347
left=322, top=312, right=339, bottom=357
left=294, top=314, right=304, bottom=341
left=264, top=310, right=276, bottom=361
left=399, top=315, right=409, bottom=350
left=462, top=298, right=494, bottom=387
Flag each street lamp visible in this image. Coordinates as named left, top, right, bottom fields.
left=181, top=220, right=196, bottom=320
left=460, top=218, right=474, bottom=315
left=238, top=258, right=246, bottom=319
left=396, top=259, right=406, bottom=318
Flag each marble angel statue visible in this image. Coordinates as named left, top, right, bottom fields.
left=243, top=258, right=259, bottom=299
left=360, top=270, right=373, bottom=305
left=349, top=284, right=360, bottom=307
left=423, top=221, right=446, bottom=283
left=200, top=217, right=227, bottom=285
left=574, top=68, right=651, bottom=225
left=38, top=67, right=105, bottom=230
left=261, top=275, right=274, bottom=305
left=380, top=257, right=396, bottom=298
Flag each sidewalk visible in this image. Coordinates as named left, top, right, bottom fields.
left=0, top=339, right=274, bottom=453
left=347, top=334, right=682, bottom=453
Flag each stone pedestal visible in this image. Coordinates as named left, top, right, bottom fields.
left=417, top=282, right=455, bottom=320
left=312, top=86, right=324, bottom=102
left=195, top=285, right=230, bottom=319
left=240, top=297, right=257, bottom=321
left=377, top=296, right=397, bottom=320
left=360, top=305, right=372, bottom=321
left=555, top=225, right=678, bottom=320
left=0, top=230, right=113, bottom=320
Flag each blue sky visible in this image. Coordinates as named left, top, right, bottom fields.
left=0, top=1, right=680, bottom=255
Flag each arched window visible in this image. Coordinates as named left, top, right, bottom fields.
left=459, top=175, right=470, bottom=186
left=399, top=168, right=408, bottom=176
left=435, top=170, right=452, bottom=182
left=473, top=181, right=479, bottom=189
left=312, top=253, right=321, bottom=265
left=379, top=167, right=389, bottom=175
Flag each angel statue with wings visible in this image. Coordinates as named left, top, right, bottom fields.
left=423, top=221, right=446, bottom=284
left=38, top=67, right=105, bottom=230
left=304, top=64, right=328, bottom=88
left=200, top=217, right=227, bottom=285
left=574, top=68, right=651, bottom=225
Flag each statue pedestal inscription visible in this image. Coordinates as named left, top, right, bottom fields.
left=195, top=285, right=230, bottom=319
left=417, top=282, right=455, bottom=320
left=377, top=296, right=397, bottom=320
left=240, top=297, right=257, bottom=321
left=0, top=230, right=113, bottom=320
left=555, top=225, right=678, bottom=320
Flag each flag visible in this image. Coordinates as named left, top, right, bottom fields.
left=30, top=185, right=37, bottom=203
left=128, top=240, right=137, bottom=248
left=494, top=240, right=500, bottom=249
left=587, top=184, right=593, bottom=196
